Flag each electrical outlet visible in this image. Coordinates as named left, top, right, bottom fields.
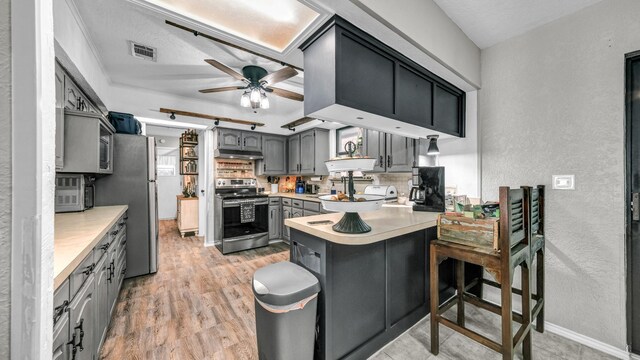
left=552, top=175, right=575, bottom=190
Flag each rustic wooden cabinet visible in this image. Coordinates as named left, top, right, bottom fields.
left=257, top=134, right=287, bottom=175
left=177, top=196, right=199, bottom=237
left=301, top=15, right=465, bottom=138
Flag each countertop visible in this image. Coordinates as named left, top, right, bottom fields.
left=267, top=192, right=324, bottom=203
left=54, top=205, right=128, bottom=290
left=285, top=207, right=439, bottom=245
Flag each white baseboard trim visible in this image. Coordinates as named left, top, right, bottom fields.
left=544, top=322, right=629, bottom=359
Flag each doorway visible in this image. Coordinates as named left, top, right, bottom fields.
left=626, top=51, right=640, bottom=355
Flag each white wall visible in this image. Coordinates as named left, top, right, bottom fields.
left=355, top=0, right=481, bottom=88
left=11, top=0, right=56, bottom=358
left=479, top=0, right=640, bottom=351
left=0, top=0, right=11, bottom=357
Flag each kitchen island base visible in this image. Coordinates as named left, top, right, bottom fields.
left=290, top=227, right=482, bottom=360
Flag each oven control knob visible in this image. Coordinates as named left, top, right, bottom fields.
left=250, top=179, right=256, bottom=185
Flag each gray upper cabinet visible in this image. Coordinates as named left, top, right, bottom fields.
left=299, top=130, right=316, bottom=174
left=217, top=128, right=242, bottom=150
left=300, top=16, right=465, bottom=138
left=55, top=63, right=65, bottom=171
left=288, top=135, right=301, bottom=174
left=59, top=110, right=115, bottom=174
left=364, top=129, right=386, bottom=173
left=258, top=134, right=287, bottom=175
left=242, top=132, right=262, bottom=152
left=385, top=133, right=414, bottom=172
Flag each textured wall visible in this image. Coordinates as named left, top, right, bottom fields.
left=0, top=0, right=11, bottom=357
left=480, top=0, right=640, bottom=349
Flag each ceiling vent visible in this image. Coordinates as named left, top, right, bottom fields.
left=130, top=41, right=157, bottom=62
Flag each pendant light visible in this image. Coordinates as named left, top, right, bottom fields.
left=250, top=88, right=261, bottom=103
left=426, top=135, right=440, bottom=155
left=240, top=92, right=250, bottom=108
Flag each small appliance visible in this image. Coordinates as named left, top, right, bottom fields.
left=409, top=166, right=445, bottom=212
left=295, top=177, right=305, bottom=194
left=305, top=184, right=320, bottom=194
left=363, top=185, right=398, bottom=202
left=55, top=174, right=95, bottom=213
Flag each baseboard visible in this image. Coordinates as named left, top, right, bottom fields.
left=544, top=322, right=630, bottom=359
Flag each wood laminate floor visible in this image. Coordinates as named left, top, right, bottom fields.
left=100, top=220, right=617, bottom=360
left=99, top=220, right=289, bottom=360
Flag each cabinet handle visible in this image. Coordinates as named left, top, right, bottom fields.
left=67, top=333, right=77, bottom=360
left=74, top=319, right=85, bottom=351
left=243, top=139, right=246, bottom=147
left=100, top=243, right=110, bottom=251
left=111, top=230, right=118, bottom=236
left=263, top=163, right=266, bottom=172
left=237, top=137, right=241, bottom=146
left=107, top=260, right=115, bottom=282
left=53, top=300, right=69, bottom=323
left=379, top=155, right=384, bottom=167
left=387, top=155, right=392, bottom=168
left=82, top=263, right=95, bottom=275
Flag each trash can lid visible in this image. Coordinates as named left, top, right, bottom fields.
left=252, top=262, right=321, bottom=306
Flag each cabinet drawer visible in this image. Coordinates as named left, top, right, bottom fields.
left=282, top=198, right=292, bottom=206
left=292, top=199, right=303, bottom=208
left=70, top=252, right=95, bottom=300
left=269, top=197, right=281, bottom=205
left=53, top=279, right=70, bottom=326
left=303, top=201, right=320, bottom=212
left=94, top=233, right=111, bottom=263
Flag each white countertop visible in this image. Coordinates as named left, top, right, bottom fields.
left=268, top=192, right=413, bottom=208
left=54, top=205, right=128, bottom=290
left=284, top=207, right=439, bottom=245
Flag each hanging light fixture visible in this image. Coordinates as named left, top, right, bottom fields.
left=260, top=92, right=270, bottom=109
left=250, top=87, right=261, bottom=103
left=426, top=135, right=440, bottom=155
left=240, top=91, right=251, bottom=108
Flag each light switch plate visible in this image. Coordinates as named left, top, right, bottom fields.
left=552, top=175, right=575, bottom=190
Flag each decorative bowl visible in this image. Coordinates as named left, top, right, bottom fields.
left=319, top=194, right=385, bottom=213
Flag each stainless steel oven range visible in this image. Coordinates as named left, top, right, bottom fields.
left=214, top=178, right=269, bottom=254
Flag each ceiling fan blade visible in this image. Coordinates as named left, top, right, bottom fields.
left=204, top=59, right=249, bottom=83
left=267, top=87, right=304, bottom=101
left=199, top=86, right=245, bottom=94
left=259, top=67, right=298, bottom=86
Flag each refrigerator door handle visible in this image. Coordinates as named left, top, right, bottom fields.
left=148, top=181, right=158, bottom=272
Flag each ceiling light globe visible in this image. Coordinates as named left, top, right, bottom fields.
left=240, top=92, right=250, bottom=107
left=260, top=94, right=270, bottom=109
left=250, top=88, right=261, bottom=103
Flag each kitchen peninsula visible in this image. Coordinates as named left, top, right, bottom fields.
left=285, top=207, right=483, bottom=360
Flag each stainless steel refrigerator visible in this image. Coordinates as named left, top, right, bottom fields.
left=96, top=134, right=158, bottom=278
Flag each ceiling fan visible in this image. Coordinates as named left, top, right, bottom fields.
left=199, top=59, right=304, bottom=109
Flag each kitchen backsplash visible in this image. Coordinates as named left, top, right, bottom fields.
left=257, top=173, right=414, bottom=196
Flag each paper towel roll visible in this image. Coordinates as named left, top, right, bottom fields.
left=309, top=176, right=324, bottom=182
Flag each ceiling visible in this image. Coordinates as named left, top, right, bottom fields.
left=433, top=0, right=603, bottom=49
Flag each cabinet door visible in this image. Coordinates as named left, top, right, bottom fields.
left=269, top=205, right=281, bottom=240
left=299, top=130, right=316, bottom=174
left=303, top=210, right=319, bottom=217
left=68, top=275, right=95, bottom=360
left=262, top=135, right=287, bottom=175
left=396, top=65, right=433, bottom=128
left=433, top=84, right=464, bottom=137
left=336, top=30, right=395, bottom=116
left=52, top=312, right=70, bottom=360
left=242, top=132, right=262, bottom=152
left=364, top=129, right=386, bottom=172
left=386, top=133, right=414, bottom=172
left=282, top=207, right=292, bottom=241
left=288, top=135, right=301, bottom=174
left=94, top=255, right=109, bottom=356
left=292, top=208, right=304, bottom=218
left=55, top=65, right=65, bottom=170
left=217, top=129, right=242, bottom=150
left=107, top=244, right=119, bottom=317
left=179, top=199, right=199, bottom=231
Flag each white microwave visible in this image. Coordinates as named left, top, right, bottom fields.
left=55, top=174, right=95, bottom=213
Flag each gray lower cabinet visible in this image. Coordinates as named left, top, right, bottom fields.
left=282, top=206, right=292, bottom=242
left=257, top=135, right=287, bottom=175
left=303, top=210, right=319, bottom=217
left=292, top=208, right=304, bottom=218
left=268, top=204, right=282, bottom=240
left=385, top=133, right=414, bottom=172
left=53, top=213, right=127, bottom=360
left=68, top=274, right=96, bottom=360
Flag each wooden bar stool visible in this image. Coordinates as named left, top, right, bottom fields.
left=430, top=187, right=533, bottom=360
left=481, top=185, right=545, bottom=332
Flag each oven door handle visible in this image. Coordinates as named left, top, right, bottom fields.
left=223, top=200, right=269, bottom=207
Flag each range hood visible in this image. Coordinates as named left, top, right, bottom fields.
left=214, top=148, right=264, bottom=160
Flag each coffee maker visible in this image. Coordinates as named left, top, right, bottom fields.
left=409, top=166, right=445, bottom=212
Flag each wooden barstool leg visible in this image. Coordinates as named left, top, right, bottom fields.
left=430, top=245, right=440, bottom=355
left=456, top=260, right=465, bottom=327
left=536, top=248, right=545, bottom=332
left=501, top=271, right=513, bottom=360
left=521, top=262, right=532, bottom=360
